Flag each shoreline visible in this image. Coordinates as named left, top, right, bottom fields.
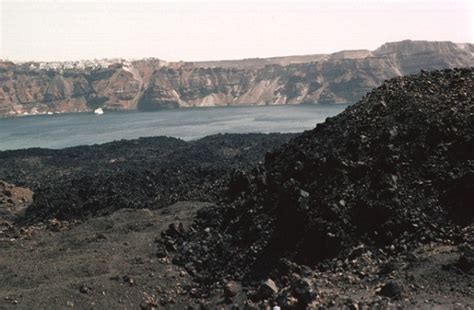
left=0, top=101, right=350, bottom=119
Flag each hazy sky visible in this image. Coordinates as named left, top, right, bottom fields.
left=1, top=0, right=472, bottom=61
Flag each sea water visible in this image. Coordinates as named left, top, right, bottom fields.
left=0, top=104, right=348, bottom=151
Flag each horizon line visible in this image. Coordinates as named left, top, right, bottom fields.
left=2, top=39, right=472, bottom=64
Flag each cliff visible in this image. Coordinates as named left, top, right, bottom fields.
left=0, top=40, right=472, bottom=116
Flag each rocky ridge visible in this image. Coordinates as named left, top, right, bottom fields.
left=1, top=40, right=472, bottom=116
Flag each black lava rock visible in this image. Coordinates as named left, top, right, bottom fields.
left=170, top=68, right=474, bottom=293
left=378, top=281, right=404, bottom=299
left=0, top=134, right=294, bottom=224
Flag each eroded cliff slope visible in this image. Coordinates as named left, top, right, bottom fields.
left=0, top=40, right=472, bottom=116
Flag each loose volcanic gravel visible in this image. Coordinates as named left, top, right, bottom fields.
left=166, top=68, right=473, bottom=308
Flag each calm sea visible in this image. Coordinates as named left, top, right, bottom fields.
left=0, top=105, right=348, bottom=151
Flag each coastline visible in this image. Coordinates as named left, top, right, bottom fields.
left=0, top=101, right=351, bottom=119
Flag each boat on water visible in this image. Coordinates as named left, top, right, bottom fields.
left=94, top=108, right=104, bottom=115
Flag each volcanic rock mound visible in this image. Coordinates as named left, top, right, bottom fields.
left=170, top=68, right=473, bottom=290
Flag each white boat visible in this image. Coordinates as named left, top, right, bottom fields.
left=94, top=108, right=104, bottom=115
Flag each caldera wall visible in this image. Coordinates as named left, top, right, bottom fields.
left=0, top=40, right=472, bottom=116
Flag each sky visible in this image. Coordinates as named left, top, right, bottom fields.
left=0, top=0, right=473, bottom=62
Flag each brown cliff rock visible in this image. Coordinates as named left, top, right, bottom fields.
left=1, top=40, right=472, bottom=116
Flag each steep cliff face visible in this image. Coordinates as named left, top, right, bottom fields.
left=373, top=41, right=474, bottom=74
left=138, top=56, right=401, bottom=110
left=0, top=63, right=144, bottom=115
left=0, top=40, right=472, bottom=116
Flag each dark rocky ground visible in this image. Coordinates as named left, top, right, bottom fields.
left=0, top=68, right=473, bottom=309
left=0, top=134, right=295, bottom=309
left=0, top=133, right=295, bottom=224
